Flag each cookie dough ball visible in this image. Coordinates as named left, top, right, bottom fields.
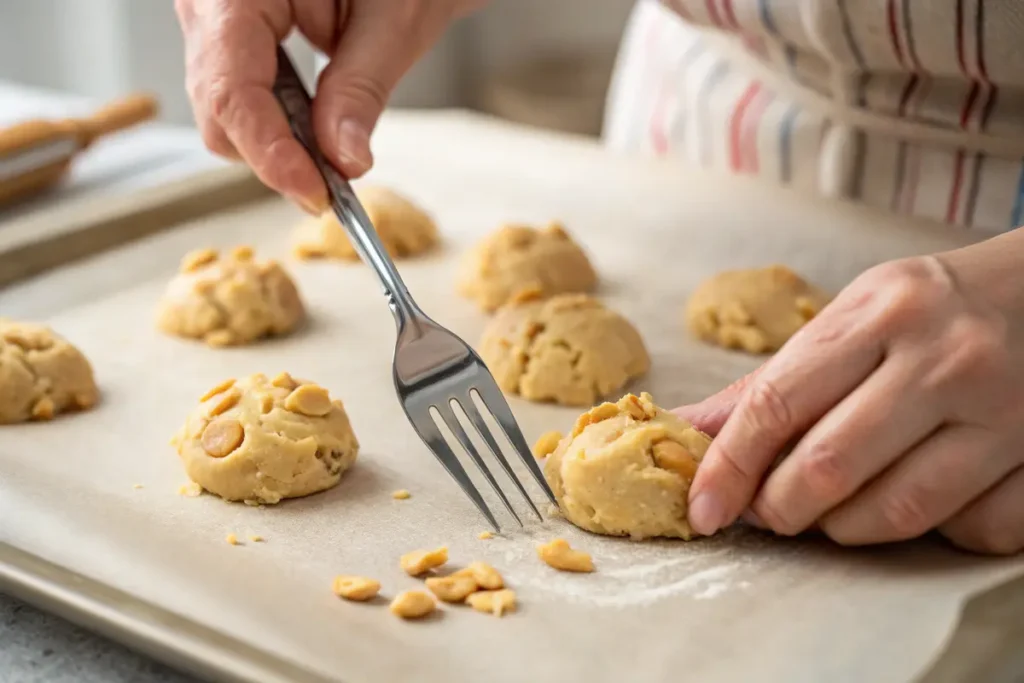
left=457, top=222, right=597, bottom=312
left=536, top=392, right=712, bottom=540
left=480, top=294, right=649, bottom=406
left=293, top=186, right=438, bottom=261
left=686, top=265, right=829, bottom=354
left=0, top=319, right=98, bottom=424
left=156, top=246, right=305, bottom=347
left=172, top=373, right=359, bottom=504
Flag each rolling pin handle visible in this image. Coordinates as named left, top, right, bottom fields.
left=77, top=93, right=159, bottom=147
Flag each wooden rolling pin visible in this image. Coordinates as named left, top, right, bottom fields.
left=0, top=93, right=159, bottom=207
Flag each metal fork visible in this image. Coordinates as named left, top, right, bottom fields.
left=271, top=46, right=555, bottom=530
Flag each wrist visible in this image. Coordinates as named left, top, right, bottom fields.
left=938, top=226, right=1024, bottom=317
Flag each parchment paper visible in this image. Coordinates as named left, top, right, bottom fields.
left=1, top=111, right=1022, bottom=683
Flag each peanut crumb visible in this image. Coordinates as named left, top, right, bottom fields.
left=178, top=482, right=203, bottom=497
left=392, top=489, right=411, bottom=500
left=466, top=589, right=517, bottom=617
left=400, top=547, right=448, bottom=576
left=537, top=538, right=594, bottom=573
left=200, top=378, right=235, bottom=402
left=425, top=575, right=478, bottom=603
left=249, top=535, right=264, bottom=543
left=478, top=531, right=494, bottom=540
left=132, top=484, right=144, bottom=490
left=456, top=561, right=504, bottom=590
left=389, top=590, right=436, bottom=619
left=225, top=533, right=241, bottom=546
left=332, top=575, right=381, bottom=602
left=180, top=247, right=217, bottom=273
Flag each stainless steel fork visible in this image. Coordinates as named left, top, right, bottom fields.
left=272, top=46, right=555, bottom=530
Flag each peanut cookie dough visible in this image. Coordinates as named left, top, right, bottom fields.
left=686, top=265, right=829, bottom=354
left=0, top=319, right=98, bottom=425
left=156, top=246, right=305, bottom=347
left=457, top=222, right=597, bottom=312
left=480, top=294, right=649, bottom=406
left=171, top=373, right=359, bottom=504
left=536, top=392, right=712, bottom=540
left=293, top=185, right=438, bottom=261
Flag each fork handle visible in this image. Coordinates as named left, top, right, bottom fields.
left=271, top=45, right=418, bottom=326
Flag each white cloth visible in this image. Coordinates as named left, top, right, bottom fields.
left=605, top=0, right=1024, bottom=234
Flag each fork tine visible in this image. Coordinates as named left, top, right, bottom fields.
left=438, top=403, right=523, bottom=527
left=461, top=396, right=543, bottom=522
left=404, top=406, right=500, bottom=532
left=472, top=385, right=558, bottom=506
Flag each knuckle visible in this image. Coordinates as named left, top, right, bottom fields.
left=743, top=378, right=793, bottom=438
left=329, top=72, right=390, bottom=114
left=797, top=440, right=851, bottom=500
left=922, top=316, right=1007, bottom=392
left=709, top=441, right=756, bottom=484
left=878, top=487, right=934, bottom=540
left=751, top=497, right=801, bottom=536
left=207, top=77, right=239, bottom=122
left=944, top=520, right=1023, bottom=556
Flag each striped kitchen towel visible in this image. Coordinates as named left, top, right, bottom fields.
left=605, top=0, right=1024, bottom=233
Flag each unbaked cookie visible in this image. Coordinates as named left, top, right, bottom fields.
left=479, top=293, right=648, bottom=406
left=156, top=246, right=305, bottom=347
left=457, top=222, right=597, bottom=312
left=0, top=319, right=98, bottom=425
left=172, top=372, right=359, bottom=504
left=293, top=185, right=438, bottom=261
left=686, top=265, right=829, bottom=353
left=536, top=392, right=712, bottom=540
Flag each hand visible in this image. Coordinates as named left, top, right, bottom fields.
left=676, top=229, right=1024, bottom=555
left=175, top=0, right=483, bottom=212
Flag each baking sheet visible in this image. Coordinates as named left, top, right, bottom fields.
left=1, top=110, right=1022, bottom=683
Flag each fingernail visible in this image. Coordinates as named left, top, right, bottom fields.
left=336, top=118, right=372, bottom=175
left=689, top=491, right=727, bottom=535
left=741, top=509, right=767, bottom=529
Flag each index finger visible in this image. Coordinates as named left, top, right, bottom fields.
left=188, top=6, right=327, bottom=211
left=687, top=294, right=884, bottom=536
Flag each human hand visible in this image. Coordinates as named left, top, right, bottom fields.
left=676, top=230, right=1024, bottom=555
left=175, top=0, right=483, bottom=212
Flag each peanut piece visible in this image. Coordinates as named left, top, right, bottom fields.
left=425, top=575, right=478, bottom=603
left=478, top=531, right=494, bottom=540
left=652, top=440, right=699, bottom=482
left=545, top=222, right=569, bottom=239
left=31, top=397, right=55, bottom=420
left=332, top=575, right=381, bottom=602
left=389, top=590, right=436, bottom=619
left=284, top=384, right=332, bottom=417
left=571, top=402, right=620, bottom=437
left=796, top=296, right=820, bottom=321
left=178, top=482, right=203, bottom=497
left=208, top=390, right=241, bottom=416
left=532, top=431, right=563, bottom=458
left=225, top=533, right=240, bottom=545
left=249, top=535, right=265, bottom=543
left=400, top=547, right=448, bottom=576
left=180, top=248, right=217, bottom=273
left=271, top=372, right=298, bottom=390
left=466, top=589, right=516, bottom=617
left=204, top=330, right=235, bottom=347
left=537, top=539, right=594, bottom=573
left=458, top=561, right=503, bottom=590
left=392, top=489, right=411, bottom=500
left=200, top=378, right=236, bottom=402
left=201, top=419, right=244, bottom=458
left=231, top=245, right=254, bottom=261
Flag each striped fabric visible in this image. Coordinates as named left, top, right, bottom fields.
left=604, top=0, right=1024, bottom=233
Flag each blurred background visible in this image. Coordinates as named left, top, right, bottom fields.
left=0, top=0, right=635, bottom=137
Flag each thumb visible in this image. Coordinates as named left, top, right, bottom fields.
left=672, top=366, right=764, bottom=436
left=312, top=8, right=447, bottom=178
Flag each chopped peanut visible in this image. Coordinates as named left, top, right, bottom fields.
left=400, top=546, right=449, bottom=576
left=201, top=419, right=244, bottom=458
left=389, top=590, right=436, bottom=619
left=478, top=531, right=494, bottom=540
left=425, top=575, right=478, bottom=603
left=332, top=575, right=381, bottom=602
left=225, top=533, right=240, bottom=546
left=132, top=484, right=144, bottom=490
left=284, top=384, right=332, bottom=417
left=532, top=431, right=563, bottom=458
left=651, top=440, right=699, bottom=482
left=200, top=378, right=236, bottom=402
left=271, top=372, right=298, bottom=390
left=456, top=561, right=503, bottom=590
left=178, top=482, right=203, bottom=497
left=231, top=245, right=254, bottom=261
left=466, top=589, right=516, bottom=617
left=180, top=248, right=217, bottom=273
left=392, top=489, right=412, bottom=500
left=537, top=539, right=594, bottom=573
left=208, top=389, right=241, bottom=416
left=31, top=397, right=55, bottom=420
